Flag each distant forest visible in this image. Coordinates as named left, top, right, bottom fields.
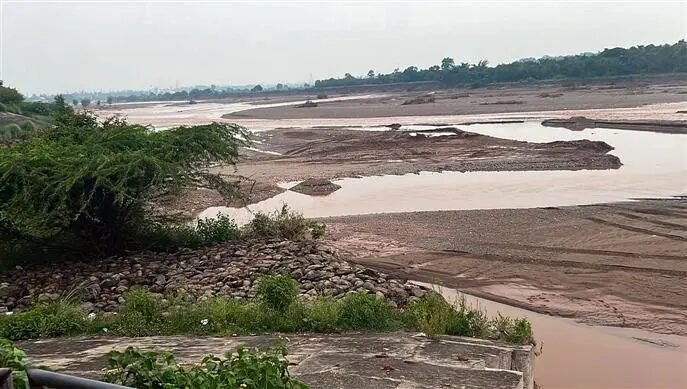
left=315, top=41, right=687, bottom=88
left=59, top=41, right=686, bottom=103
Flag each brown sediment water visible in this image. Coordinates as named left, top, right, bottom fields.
left=422, top=282, right=687, bottom=389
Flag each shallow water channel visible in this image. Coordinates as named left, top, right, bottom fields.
left=199, top=121, right=687, bottom=223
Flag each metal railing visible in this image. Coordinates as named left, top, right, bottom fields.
left=0, top=368, right=131, bottom=389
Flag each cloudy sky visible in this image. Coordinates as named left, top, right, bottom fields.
left=2, top=1, right=685, bottom=94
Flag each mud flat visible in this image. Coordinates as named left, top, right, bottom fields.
left=229, top=127, right=621, bottom=184
left=324, top=198, right=687, bottom=336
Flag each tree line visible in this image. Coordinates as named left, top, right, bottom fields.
left=315, top=40, right=687, bottom=88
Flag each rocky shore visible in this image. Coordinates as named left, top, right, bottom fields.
left=0, top=239, right=427, bottom=313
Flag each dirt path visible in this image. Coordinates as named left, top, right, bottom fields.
left=323, top=198, right=687, bottom=336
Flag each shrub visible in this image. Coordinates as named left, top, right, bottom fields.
left=255, top=275, right=299, bottom=312
left=337, top=292, right=398, bottom=331
left=121, top=288, right=161, bottom=319
left=104, top=345, right=308, bottom=389
left=247, top=205, right=321, bottom=240
left=487, top=314, right=533, bottom=344
left=196, top=214, right=240, bottom=244
left=0, top=110, right=249, bottom=260
left=0, top=338, right=28, bottom=388
left=115, top=288, right=163, bottom=336
left=141, top=214, right=241, bottom=251
left=405, top=292, right=455, bottom=338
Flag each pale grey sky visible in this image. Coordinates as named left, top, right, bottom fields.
left=2, top=1, right=685, bottom=94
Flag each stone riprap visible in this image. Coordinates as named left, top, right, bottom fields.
left=0, top=239, right=427, bottom=313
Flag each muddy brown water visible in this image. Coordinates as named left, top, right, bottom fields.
left=426, top=283, right=687, bottom=389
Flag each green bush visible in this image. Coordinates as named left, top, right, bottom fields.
left=405, top=292, right=455, bottom=338
left=337, top=292, right=398, bottom=331
left=255, top=274, right=299, bottom=312
left=0, top=110, right=249, bottom=260
left=114, top=288, right=163, bottom=336
left=196, top=214, right=240, bottom=244
left=247, top=205, right=322, bottom=240
left=121, top=288, right=161, bottom=319
left=105, top=345, right=308, bottom=389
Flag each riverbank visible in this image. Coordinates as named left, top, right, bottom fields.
left=324, top=198, right=687, bottom=336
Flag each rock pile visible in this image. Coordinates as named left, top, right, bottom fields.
left=0, top=239, right=427, bottom=313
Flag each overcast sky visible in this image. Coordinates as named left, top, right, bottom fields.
left=2, top=1, right=685, bottom=94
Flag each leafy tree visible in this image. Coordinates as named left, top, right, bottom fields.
left=96, top=100, right=101, bottom=107
left=0, top=86, right=24, bottom=104
left=314, top=40, right=687, bottom=88
left=80, top=98, right=91, bottom=108
left=276, top=83, right=284, bottom=90
left=106, top=96, right=113, bottom=105
left=0, top=111, right=249, bottom=257
left=72, top=99, right=79, bottom=106
left=441, top=57, right=455, bottom=71
left=367, top=70, right=375, bottom=79
left=251, top=85, right=263, bottom=92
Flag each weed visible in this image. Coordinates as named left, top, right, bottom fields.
left=104, top=345, right=308, bottom=388
left=337, top=292, right=399, bottom=331
left=255, top=274, right=299, bottom=312
left=246, top=205, right=322, bottom=240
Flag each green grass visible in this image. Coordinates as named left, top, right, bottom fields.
left=0, top=277, right=534, bottom=345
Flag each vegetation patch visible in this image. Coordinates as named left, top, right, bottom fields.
left=104, top=345, right=308, bottom=389
left=0, top=276, right=534, bottom=345
left=245, top=205, right=326, bottom=240
left=0, top=106, right=249, bottom=262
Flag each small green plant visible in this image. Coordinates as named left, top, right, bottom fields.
left=303, top=296, right=340, bottom=332
left=196, top=214, right=240, bottom=244
left=247, top=205, right=323, bottom=240
left=255, top=275, right=299, bottom=312
left=0, top=338, right=28, bottom=388
left=114, top=288, right=163, bottom=336
left=104, top=345, right=308, bottom=389
left=406, top=292, right=454, bottom=338
left=337, top=292, right=398, bottom=331
left=0, top=301, right=87, bottom=340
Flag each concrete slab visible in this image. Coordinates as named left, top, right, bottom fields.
left=19, top=332, right=534, bottom=389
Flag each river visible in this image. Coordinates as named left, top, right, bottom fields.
left=108, top=98, right=687, bottom=388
